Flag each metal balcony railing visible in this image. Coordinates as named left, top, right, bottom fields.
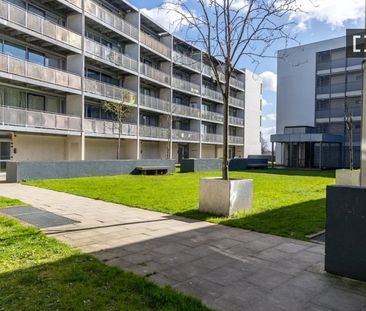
left=229, top=136, right=244, bottom=144
left=85, top=38, right=138, bottom=72
left=65, top=0, right=82, bottom=8
left=0, top=53, right=82, bottom=90
left=172, top=103, right=200, bottom=118
left=202, top=88, right=223, bottom=102
left=172, top=129, right=200, bottom=141
left=139, top=63, right=170, bottom=85
left=230, top=96, right=244, bottom=108
left=84, top=0, right=138, bottom=40
left=139, top=94, right=170, bottom=113
left=230, top=77, right=245, bottom=90
left=140, top=31, right=171, bottom=58
left=0, top=106, right=81, bottom=131
left=202, top=133, right=223, bottom=143
left=84, top=78, right=136, bottom=104
left=172, top=77, right=200, bottom=95
left=201, top=110, right=224, bottom=122
left=84, top=118, right=137, bottom=136
left=202, top=64, right=212, bottom=76
left=139, top=125, right=170, bottom=139
left=229, top=116, right=244, bottom=126
left=0, top=0, right=82, bottom=50
left=173, top=51, right=201, bottom=72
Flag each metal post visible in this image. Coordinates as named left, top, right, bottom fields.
left=319, top=142, right=323, bottom=170
left=361, top=2, right=366, bottom=185
left=271, top=141, right=275, bottom=168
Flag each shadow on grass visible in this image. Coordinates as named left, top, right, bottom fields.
left=176, top=198, right=326, bottom=241
left=229, top=169, right=335, bottom=179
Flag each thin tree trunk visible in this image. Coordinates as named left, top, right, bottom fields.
left=349, top=114, right=353, bottom=170
left=117, top=120, right=121, bottom=160
left=222, top=95, right=229, bottom=180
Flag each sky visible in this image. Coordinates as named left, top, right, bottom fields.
left=129, top=0, right=365, bottom=145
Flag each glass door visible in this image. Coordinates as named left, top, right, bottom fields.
left=0, top=141, right=11, bottom=173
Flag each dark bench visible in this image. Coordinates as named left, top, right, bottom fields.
left=247, top=163, right=268, bottom=169
left=135, top=166, right=170, bottom=175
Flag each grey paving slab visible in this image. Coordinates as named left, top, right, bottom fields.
left=1, top=183, right=366, bottom=311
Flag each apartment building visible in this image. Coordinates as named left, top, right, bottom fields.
left=0, top=0, right=262, bottom=172
left=272, top=36, right=363, bottom=169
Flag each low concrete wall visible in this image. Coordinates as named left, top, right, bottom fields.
left=325, top=185, right=366, bottom=282
left=6, top=160, right=176, bottom=182
left=180, top=158, right=222, bottom=173
left=229, top=158, right=268, bottom=171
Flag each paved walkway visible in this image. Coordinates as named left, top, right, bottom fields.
left=1, top=183, right=366, bottom=311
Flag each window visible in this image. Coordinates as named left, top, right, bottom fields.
left=28, top=49, right=45, bottom=65
left=3, top=42, right=26, bottom=60
left=46, top=97, right=60, bottom=113
left=4, top=87, right=26, bottom=108
left=27, top=94, right=45, bottom=111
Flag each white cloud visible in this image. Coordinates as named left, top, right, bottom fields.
left=141, top=1, right=191, bottom=32
left=290, top=0, right=365, bottom=30
left=266, top=113, right=276, bottom=121
left=262, top=98, right=272, bottom=107
left=261, top=126, right=276, bottom=146
left=260, top=71, right=277, bottom=92
left=204, top=0, right=248, bottom=10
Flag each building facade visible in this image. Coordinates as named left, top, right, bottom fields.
left=272, top=37, right=363, bottom=169
left=0, top=0, right=262, bottom=172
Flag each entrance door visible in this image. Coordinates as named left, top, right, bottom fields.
left=0, top=141, right=11, bottom=173
left=178, top=144, right=189, bottom=163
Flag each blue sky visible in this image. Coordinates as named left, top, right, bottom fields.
left=129, top=0, right=365, bottom=143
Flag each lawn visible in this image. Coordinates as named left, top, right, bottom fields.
left=27, top=169, right=335, bottom=240
left=0, top=196, right=24, bottom=208
left=0, top=197, right=210, bottom=311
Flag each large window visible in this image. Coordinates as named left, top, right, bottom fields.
left=27, top=94, right=45, bottom=111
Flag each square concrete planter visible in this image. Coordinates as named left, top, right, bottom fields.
left=335, top=169, right=360, bottom=187
left=199, top=178, right=253, bottom=216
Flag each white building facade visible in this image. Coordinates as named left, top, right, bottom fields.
left=0, top=0, right=262, bottom=172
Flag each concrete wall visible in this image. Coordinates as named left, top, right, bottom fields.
left=6, top=159, right=176, bottom=182
left=276, top=37, right=346, bottom=164
left=140, top=141, right=168, bottom=159
left=181, top=158, right=221, bottom=173
left=202, top=144, right=217, bottom=158
left=244, top=69, right=262, bottom=157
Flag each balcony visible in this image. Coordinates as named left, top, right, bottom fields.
left=84, top=79, right=136, bottom=105
left=139, top=63, right=170, bottom=85
left=84, top=118, right=137, bottom=137
left=202, top=88, right=223, bottom=102
left=172, top=103, right=200, bottom=118
left=0, top=0, right=82, bottom=51
left=173, top=51, right=201, bottom=72
left=229, top=116, right=244, bottom=126
left=229, top=136, right=244, bottom=145
left=84, top=0, right=139, bottom=41
left=139, top=125, right=170, bottom=139
left=172, top=129, right=200, bottom=141
left=202, top=64, right=212, bottom=77
left=85, top=38, right=138, bottom=73
left=230, top=97, right=244, bottom=108
left=202, top=133, right=223, bottom=143
left=230, top=77, right=245, bottom=90
left=64, top=0, right=82, bottom=8
left=140, top=31, right=171, bottom=58
left=173, top=77, right=200, bottom=95
left=201, top=110, right=223, bottom=123
left=139, top=94, right=170, bottom=113
left=0, top=53, right=81, bottom=92
left=0, top=106, right=81, bottom=133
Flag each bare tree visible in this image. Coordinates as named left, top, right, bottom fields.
left=103, top=100, right=133, bottom=160
left=260, top=132, right=270, bottom=154
left=165, top=0, right=298, bottom=179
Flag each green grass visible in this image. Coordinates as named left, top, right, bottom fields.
left=27, top=169, right=335, bottom=240
left=0, top=196, right=25, bottom=208
left=0, top=202, right=210, bottom=310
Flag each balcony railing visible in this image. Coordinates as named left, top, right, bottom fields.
left=0, top=53, right=81, bottom=90
left=230, top=77, right=245, bottom=90
left=139, top=63, right=170, bottom=85
left=202, top=88, right=223, bottom=102
left=202, top=133, right=223, bottom=143
left=172, top=129, right=200, bottom=141
left=84, top=118, right=137, bottom=136
left=64, top=0, right=82, bottom=8
left=85, top=38, right=138, bottom=72
left=202, top=64, right=212, bottom=76
left=0, top=0, right=82, bottom=50
left=229, top=136, right=244, bottom=144
left=84, top=0, right=138, bottom=40
left=140, top=31, right=171, bottom=58
left=173, top=51, right=201, bottom=72
left=230, top=97, right=244, bottom=108
left=173, top=77, right=200, bottom=95
left=201, top=110, right=224, bottom=122
left=172, top=103, right=200, bottom=118
left=139, top=125, right=170, bottom=139
left=139, top=94, right=170, bottom=113
left=229, top=116, right=244, bottom=126
left=0, top=106, right=81, bottom=131
left=84, top=78, right=136, bottom=104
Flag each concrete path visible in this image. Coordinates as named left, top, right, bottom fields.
left=1, top=183, right=366, bottom=311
